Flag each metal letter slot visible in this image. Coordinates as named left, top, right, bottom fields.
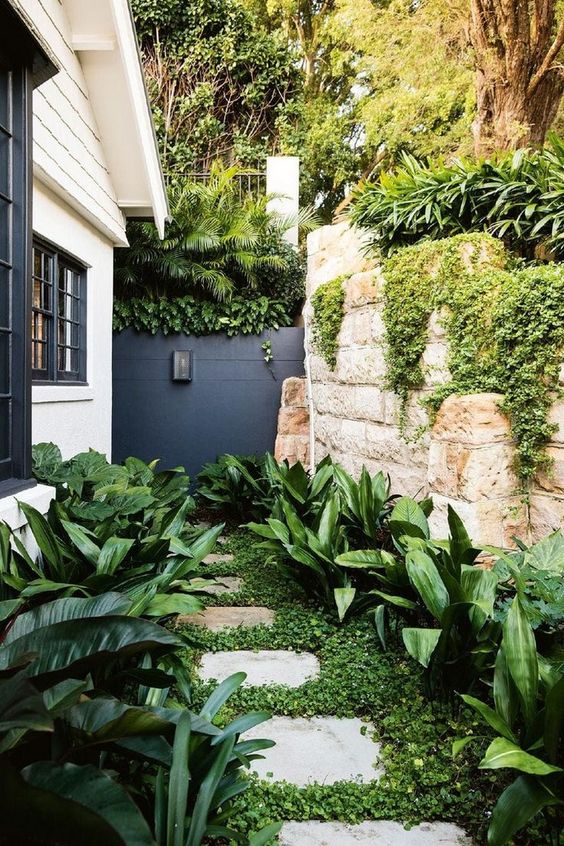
left=172, top=350, right=192, bottom=382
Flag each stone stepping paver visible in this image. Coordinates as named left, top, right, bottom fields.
left=177, top=606, right=274, bottom=630
left=203, top=552, right=234, bottom=565
left=278, top=821, right=472, bottom=845
left=203, top=577, right=243, bottom=596
left=245, top=717, right=381, bottom=786
left=198, top=650, right=320, bottom=687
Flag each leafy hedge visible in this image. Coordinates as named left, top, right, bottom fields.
left=311, top=276, right=346, bottom=368
left=113, top=294, right=293, bottom=336
left=381, top=234, right=564, bottom=482
left=349, top=135, right=564, bottom=258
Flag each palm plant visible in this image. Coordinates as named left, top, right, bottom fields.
left=115, top=162, right=314, bottom=301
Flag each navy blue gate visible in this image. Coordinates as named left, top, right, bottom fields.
left=112, top=327, right=305, bottom=479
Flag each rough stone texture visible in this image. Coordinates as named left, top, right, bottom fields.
left=305, top=223, right=564, bottom=546
left=198, top=650, right=320, bottom=687
left=203, top=553, right=234, bottom=565
left=177, top=606, right=275, bottom=631
left=275, top=376, right=310, bottom=467
left=245, top=716, right=382, bottom=786
left=203, top=577, right=243, bottom=596
left=278, top=821, right=472, bottom=846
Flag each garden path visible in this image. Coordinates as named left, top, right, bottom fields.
left=178, top=530, right=476, bottom=846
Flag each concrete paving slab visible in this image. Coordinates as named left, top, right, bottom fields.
left=198, top=650, right=320, bottom=687
left=203, top=577, right=243, bottom=596
left=245, top=717, right=381, bottom=786
left=203, top=552, right=234, bottom=564
left=278, top=821, right=472, bottom=845
left=177, top=606, right=275, bottom=630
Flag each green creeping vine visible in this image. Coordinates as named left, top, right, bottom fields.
left=113, top=294, right=292, bottom=337
left=311, top=276, right=346, bottom=369
left=382, top=233, right=564, bottom=483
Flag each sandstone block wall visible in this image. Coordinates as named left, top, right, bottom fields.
left=275, top=376, right=310, bottom=466
left=302, top=222, right=564, bottom=545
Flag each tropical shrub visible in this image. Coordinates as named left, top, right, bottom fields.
left=493, top=531, right=564, bottom=638
left=249, top=490, right=357, bottom=620
left=197, top=454, right=272, bottom=520
left=9, top=444, right=223, bottom=614
left=349, top=136, right=564, bottom=258
left=457, top=597, right=563, bottom=846
left=114, top=163, right=309, bottom=303
left=0, top=595, right=278, bottom=845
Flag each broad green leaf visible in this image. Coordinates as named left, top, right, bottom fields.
left=248, top=822, right=284, bottom=846
left=479, top=737, right=562, bottom=775
left=390, top=497, right=429, bottom=538
left=199, top=672, right=245, bottom=721
left=503, top=596, right=538, bottom=726
left=460, top=694, right=516, bottom=742
left=0, top=759, right=123, bottom=845
left=402, top=628, right=441, bottom=667
left=4, top=593, right=132, bottom=644
left=97, top=537, right=135, bottom=575
left=0, top=615, right=181, bottom=683
left=23, top=762, right=155, bottom=846
left=168, top=711, right=191, bottom=846
left=336, top=549, right=390, bottom=568
left=0, top=670, right=52, bottom=734
left=406, top=550, right=449, bottom=621
left=487, top=775, right=563, bottom=846
left=452, top=736, right=475, bottom=757
left=334, top=587, right=356, bottom=621
left=61, top=520, right=101, bottom=566
left=17, top=502, right=63, bottom=575
left=142, top=593, right=203, bottom=617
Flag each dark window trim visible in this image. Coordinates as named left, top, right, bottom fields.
left=0, top=0, right=59, bottom=498
left=32, top=236, right=88, bottom=385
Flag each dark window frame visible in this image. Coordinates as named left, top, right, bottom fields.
left=32, top=237, right=87, bottom=385
left=0, top=48, right=33, bottom=494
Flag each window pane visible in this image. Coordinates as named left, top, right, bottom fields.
left=0, top=199, right=9, bottom=265
left=0, top=132, right=9, bottom=198
left=0, top=265, right=8, bottom=329
left=0, top=69, right=9, bottom=130
left=0, top=398, right=9, bottom=461
left=0, top=330, right=9, bottom=394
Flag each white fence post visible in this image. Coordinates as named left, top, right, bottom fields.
left=266, top=156, right=300, bottom=248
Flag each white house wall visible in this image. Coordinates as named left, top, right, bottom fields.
left=20, top=0, right=127, bottom=244
left=31, top=182, right=114, bottom=458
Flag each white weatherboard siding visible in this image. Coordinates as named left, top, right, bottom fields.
left=22, top=0, right=127, bottom=243
left=32, top=182, right=114, bottom=458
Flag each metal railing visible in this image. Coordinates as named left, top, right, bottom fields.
left=164, top=171, right=267, bottom=203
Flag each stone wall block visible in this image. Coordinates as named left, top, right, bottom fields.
left=275, top=434, right=309, bottom=465
left=365, top=423, right=428, bottom=470
left=429, top=493, right=529, bottom=547
left=427, top=308, right=448, bottom=340
left=344, top=270, right=382, bottom=309
left=421, top=342, right=451, bottom=386
left=309, top=354, right=337, bottom=383
left=432, top=393, right=511, bottom=445
left=529, top=494, right=564, bottom=541
left=281, top=376, right=307, bottom=408
left=353, top=386, right=386, bottom=423
left=547, top=401, right=564, bottom=444
left=338, top=310, right=373, bottom=347
left=371, top=311, right=386, bottom=342
left=277, top=407, right=309, bottom=436
left=335, top=346, right=387, bottom=385
left=534, top=446, right=564, bottom=495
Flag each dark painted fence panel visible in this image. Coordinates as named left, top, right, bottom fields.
left=112, top=328, right=305, bottom=479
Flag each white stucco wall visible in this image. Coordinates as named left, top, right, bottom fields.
left=20, top=0, right=127, bottom=244
left=31, top=182, right=114, bottom=458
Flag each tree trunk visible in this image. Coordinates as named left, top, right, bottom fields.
left=470, top=0, right=564, bottom=156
